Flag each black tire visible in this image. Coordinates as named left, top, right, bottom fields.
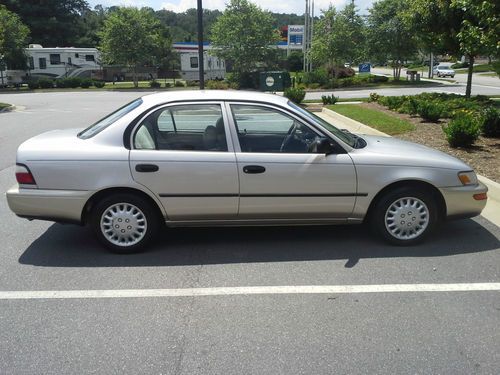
left=370, top=187, right=438, bottom=246
left=91, top=193, right=160, bottom=253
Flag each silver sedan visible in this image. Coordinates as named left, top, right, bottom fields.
left=6, top=90, right=488, bottom=252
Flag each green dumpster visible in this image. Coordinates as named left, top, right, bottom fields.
left=259, top=71, right=291, bottom=91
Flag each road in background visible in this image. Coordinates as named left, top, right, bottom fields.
left=0, top=92, right=499, bottom=374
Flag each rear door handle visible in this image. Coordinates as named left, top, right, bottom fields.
left=243, top=165, right=266, bottom=174
left=135, top=164, right=159, bottom=173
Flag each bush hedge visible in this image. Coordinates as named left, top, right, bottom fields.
left=443, top=112, right=481, bottom=148
left=284, top=87, right=306, bottom=104
left=417, top=101, right=443, bottom=122
left=149, top=80, right=161, bottom=88
left=93, top=80, right=105, bottom=88
left=27, top=80, right=39, bottom=89
left=480, top=107, right=500, bottom=137
left=38, top=78, right=54, bottom=89
left=321, top=94, right=338, bottom=105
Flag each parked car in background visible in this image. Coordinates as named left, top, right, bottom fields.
left=6, top=91, right=487, bottom=253
left=433, top=65, right=456, bottom=78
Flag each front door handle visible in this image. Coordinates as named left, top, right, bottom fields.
left=135, top=164, right=159, bottom=173
left=243, top=165, right=266, bottom=174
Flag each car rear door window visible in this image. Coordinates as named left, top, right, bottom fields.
left=134, top=104, right=228, bottom=152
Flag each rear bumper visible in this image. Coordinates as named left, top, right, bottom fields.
left=440, top=182, right=488, bottom=220
left=6, top=184, right=91, bottom=224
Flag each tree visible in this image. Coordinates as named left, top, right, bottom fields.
left=409, top=0, right=500, bottom=97
left=0, top=5, right=30, bottom=70
left=366, top=0, right=417, bottom=80
left=287, top=51, right=304, bottom=72
left=210, top=0, right=280, bottom=77
left=1, top=0, right=89, bottom=47
left=311, top=3, right=366, bottom=79
left=99, top=7, right=166, bottom=87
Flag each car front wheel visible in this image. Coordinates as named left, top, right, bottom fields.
left=371, top=187, right=438, bottom=246
left=91, top=193, right=160, bottom=253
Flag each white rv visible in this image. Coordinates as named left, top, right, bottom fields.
left=173, top=42, right=226, bottom=81
left=26, top=44, right=101, bottom=79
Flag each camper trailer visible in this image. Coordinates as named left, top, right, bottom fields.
left=26, top=44, right=101, bottom=79
left=173, top=42, right=226, bottom=81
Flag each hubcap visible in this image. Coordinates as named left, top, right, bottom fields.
left=100, top=203, right=147, bottom=247
left=385, top=197, right=429, bottom=240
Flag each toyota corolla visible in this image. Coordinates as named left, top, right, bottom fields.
left=6, top=91, right=488, bottom=252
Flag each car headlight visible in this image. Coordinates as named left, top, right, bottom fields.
left=458, top=171, right=478, bottom=186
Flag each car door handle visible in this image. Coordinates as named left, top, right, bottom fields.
left=243, top=165, right=266, bottom=174
left=135, top=164, right=159, bottom=173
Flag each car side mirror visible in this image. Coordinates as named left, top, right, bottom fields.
left=316, top=137, right=335, bottom=155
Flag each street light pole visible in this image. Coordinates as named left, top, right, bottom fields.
left=197, top=0, right=205, bottom=89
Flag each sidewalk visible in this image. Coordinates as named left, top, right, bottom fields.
left=318, top=106, right=500, bottom=227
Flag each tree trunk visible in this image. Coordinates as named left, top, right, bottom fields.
left=465, top=55, right=474, bottom=99
left=133, top=66, right=138, bottom=88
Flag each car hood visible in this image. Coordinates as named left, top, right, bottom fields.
left=350, top=135, right=471, bottom=171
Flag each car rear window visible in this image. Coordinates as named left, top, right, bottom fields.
left=78, top=98, right=143, bottom=139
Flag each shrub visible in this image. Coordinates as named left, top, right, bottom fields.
left=80, top=79, right=93, bottom=88
left=443, top=112, right=481, bottom=148
left=369, top=75, right=389, bottom=83
left=303, top=68, right=329, bottom=86
left=321, top=94, right=338, bottom=105
left=417, top=101, right=443, bottom=122
left=284, top=87, right=306, bottom=104
left=38, top=78, right=54, bottom=89
left=328, top=66, right=356, bottom=79
left=174, top=80, right=185, bottom=87
left=307, top=82, right=321, bottom=89
left=206, top=80, right=231, bottom=90
left=397, top=97, right=419, bottom=116
left=379, top=96, right=406, bottom=110
left=149, top=80, right=161, bottom=88
left=451, top=62, right=469, bottom=69
left=27, top=80, right=39, bottom=90
left=164, top=82, right=172, bottom=88
left=480, top=107, right=500, bottom=137
left=368, top=92, right=380, bottom=102
left=93, top=80, right=105, bottom=88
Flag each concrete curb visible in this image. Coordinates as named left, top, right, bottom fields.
left=321, top=105, right=500, bottom=227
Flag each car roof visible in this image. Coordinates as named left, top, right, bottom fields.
left=140, top=90, right=290, bottom=107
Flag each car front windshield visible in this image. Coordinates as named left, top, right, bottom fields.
left=287, top=101, right=357, bottom=147
left=78, top=98, right=143, bottom=139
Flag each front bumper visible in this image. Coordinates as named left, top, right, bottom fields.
left=440, top=182, right=488, bottom=220
left=6, top=184, right=91, bottom=224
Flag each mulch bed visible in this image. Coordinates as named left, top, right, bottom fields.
left=361, top=102, right=500, bottom=183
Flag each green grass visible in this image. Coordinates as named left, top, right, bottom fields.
left=303, top=97, right=370, bottom=103
left=455, top=64, right=494, bottom=73
left=327, top=104, right=415, bottom=135
left=0, top=102, right=11, bottom=110
left=479, top=72, right=499, bottom=77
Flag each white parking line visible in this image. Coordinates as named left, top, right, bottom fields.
left=1, top=283, right=499, bottom=300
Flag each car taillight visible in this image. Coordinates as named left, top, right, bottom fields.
left=15, top=164, right=36, bottom=185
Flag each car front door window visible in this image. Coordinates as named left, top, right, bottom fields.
left=230, top=104, right=322, bottom=153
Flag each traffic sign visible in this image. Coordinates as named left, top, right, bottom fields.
left=359, top=63, right=371, bottom=73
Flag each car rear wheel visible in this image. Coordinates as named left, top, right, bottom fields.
left=91, top=193, right=159, bottom=253
left=371, top=187, right=438, bottom=246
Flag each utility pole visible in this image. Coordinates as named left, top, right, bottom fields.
left=310, top=0, right=314, bottom=72
left=197, top=0, right=205, bottom=89
left=303, top=0, right=308, bottom=72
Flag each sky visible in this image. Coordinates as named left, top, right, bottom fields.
left=87, top=0, right=375, bottom=15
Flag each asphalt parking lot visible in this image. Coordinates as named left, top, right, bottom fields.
left=1, top=91, right=499, bottom=374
